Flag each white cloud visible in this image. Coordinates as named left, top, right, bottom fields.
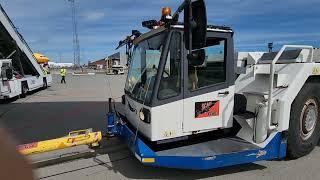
left=82, top=11, right=105, bottom=21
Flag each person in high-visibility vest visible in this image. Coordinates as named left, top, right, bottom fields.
left=60, top=68, right=67, bottom=84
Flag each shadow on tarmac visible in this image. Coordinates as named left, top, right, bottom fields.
left=0, top=97, right=19, bottom=104
left=93, top=151, right=266, bottom=179
left=0, top=101, right=115, bottom=144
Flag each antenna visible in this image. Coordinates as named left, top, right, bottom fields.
left=268, top=42, right=273, bottom=53
left=67, top=0, right=80, bottom=68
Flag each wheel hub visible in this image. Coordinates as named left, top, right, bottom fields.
left=300, top=99, right=318, bottom=140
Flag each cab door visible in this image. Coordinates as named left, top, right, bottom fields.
left=183, top=31, right=235, bottom=133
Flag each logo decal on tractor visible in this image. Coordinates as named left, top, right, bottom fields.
left=195, top=101, right=220, bottom=119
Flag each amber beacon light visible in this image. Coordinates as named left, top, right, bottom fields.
left=162, top=7, right=172, bottom=16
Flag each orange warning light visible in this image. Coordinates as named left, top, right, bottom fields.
left=162, top=7, right=172, bottom=16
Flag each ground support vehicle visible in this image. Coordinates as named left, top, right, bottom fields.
left=106, top=56, right=126, bottom=75
left=106, top=64, right=125, bottom=75
left=106, top=0, right=320, bottom=170
left=0, top=5, right=52, bottom=100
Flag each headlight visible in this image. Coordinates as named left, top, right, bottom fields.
left=139, top=110, right=145, bottom=121
left=139, top=108, right=151, bottom=124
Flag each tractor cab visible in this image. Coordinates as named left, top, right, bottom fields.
left=122, top=10, right=235, bottom=142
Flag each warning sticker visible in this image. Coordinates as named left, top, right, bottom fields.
left=195, top=101, right=220, bottom=119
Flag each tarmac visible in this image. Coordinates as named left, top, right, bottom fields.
left=1, top=74, right=320, bottom=180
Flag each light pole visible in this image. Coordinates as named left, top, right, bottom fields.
left=68, top=0, right=80, bottom=69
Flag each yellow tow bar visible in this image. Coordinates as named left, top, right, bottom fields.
left=17, top=129, right=102, bottom=155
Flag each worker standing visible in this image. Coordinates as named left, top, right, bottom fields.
left=43, top=64, right=50, bottom=75
left=60, top=68, right=67, bottom=84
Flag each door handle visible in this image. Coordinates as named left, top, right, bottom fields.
left=218, top=91, right=229, bottom=95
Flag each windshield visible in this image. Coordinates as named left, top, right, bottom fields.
left=125, top=32, right=167, bottom=103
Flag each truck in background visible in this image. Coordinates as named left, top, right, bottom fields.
left=0, top=5, right=52, bottom=100
left=106, top=52, right=127, bottom=75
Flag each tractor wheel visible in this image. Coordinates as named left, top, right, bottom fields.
left=287, top=82, right=320, bottom=159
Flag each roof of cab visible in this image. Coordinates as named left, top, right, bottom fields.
left=133, top=24, right=233, bottom=45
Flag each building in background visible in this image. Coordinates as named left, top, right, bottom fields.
left=88, top=59, right=106, bottom=70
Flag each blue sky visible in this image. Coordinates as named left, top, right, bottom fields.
left=1, top=0, right=320, bottom=64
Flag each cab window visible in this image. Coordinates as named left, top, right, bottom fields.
left=188, top=38, right=226, bottom=90
left=158, top=32, right=181, bottom=100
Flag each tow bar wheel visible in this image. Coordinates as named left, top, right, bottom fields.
left=288, top=82, right=320, bottom=159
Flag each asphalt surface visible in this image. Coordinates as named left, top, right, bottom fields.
left=0, top=74, right=125, bottom=144
left=1, top=74, right=320, bottom=180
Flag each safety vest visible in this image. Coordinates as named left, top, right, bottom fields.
left=43, top=67, right=49, bottom=75
left=60, top=69, right=67, bottom=76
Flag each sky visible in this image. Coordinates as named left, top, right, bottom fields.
left=1, top=0, right=320, bottom=64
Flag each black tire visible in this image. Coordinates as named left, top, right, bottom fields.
left=113, top=70, right=118, bottom=75
left=287, top=82, right=320, bottom=159
left=20, top=83, right=28, bottom=98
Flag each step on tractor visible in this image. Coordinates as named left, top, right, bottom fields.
left=107, top=0, right=320, bottom=170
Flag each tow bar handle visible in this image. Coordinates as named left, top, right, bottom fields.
left=108, top=98, right=113, bottom=113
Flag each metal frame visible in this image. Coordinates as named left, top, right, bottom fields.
left=0, top=5, right=43, bottom=76
left=267, top=45, right=314, bottom=130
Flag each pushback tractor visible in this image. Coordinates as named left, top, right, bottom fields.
left=107, top=0, right=320, bottom=170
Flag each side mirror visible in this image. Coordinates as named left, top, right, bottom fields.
left=188, top=49, right=206, bottom=66
left=5, top=68, right=13, bottom=80
left=184, top=0, right=207, bottom=51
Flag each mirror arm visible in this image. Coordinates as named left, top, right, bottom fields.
left=172, top=0, right=190, bottom=21
left=187, top=1, right=193, bottom=54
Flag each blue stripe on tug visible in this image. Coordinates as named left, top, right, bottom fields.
left=112, top=119, right=287, bottom=170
